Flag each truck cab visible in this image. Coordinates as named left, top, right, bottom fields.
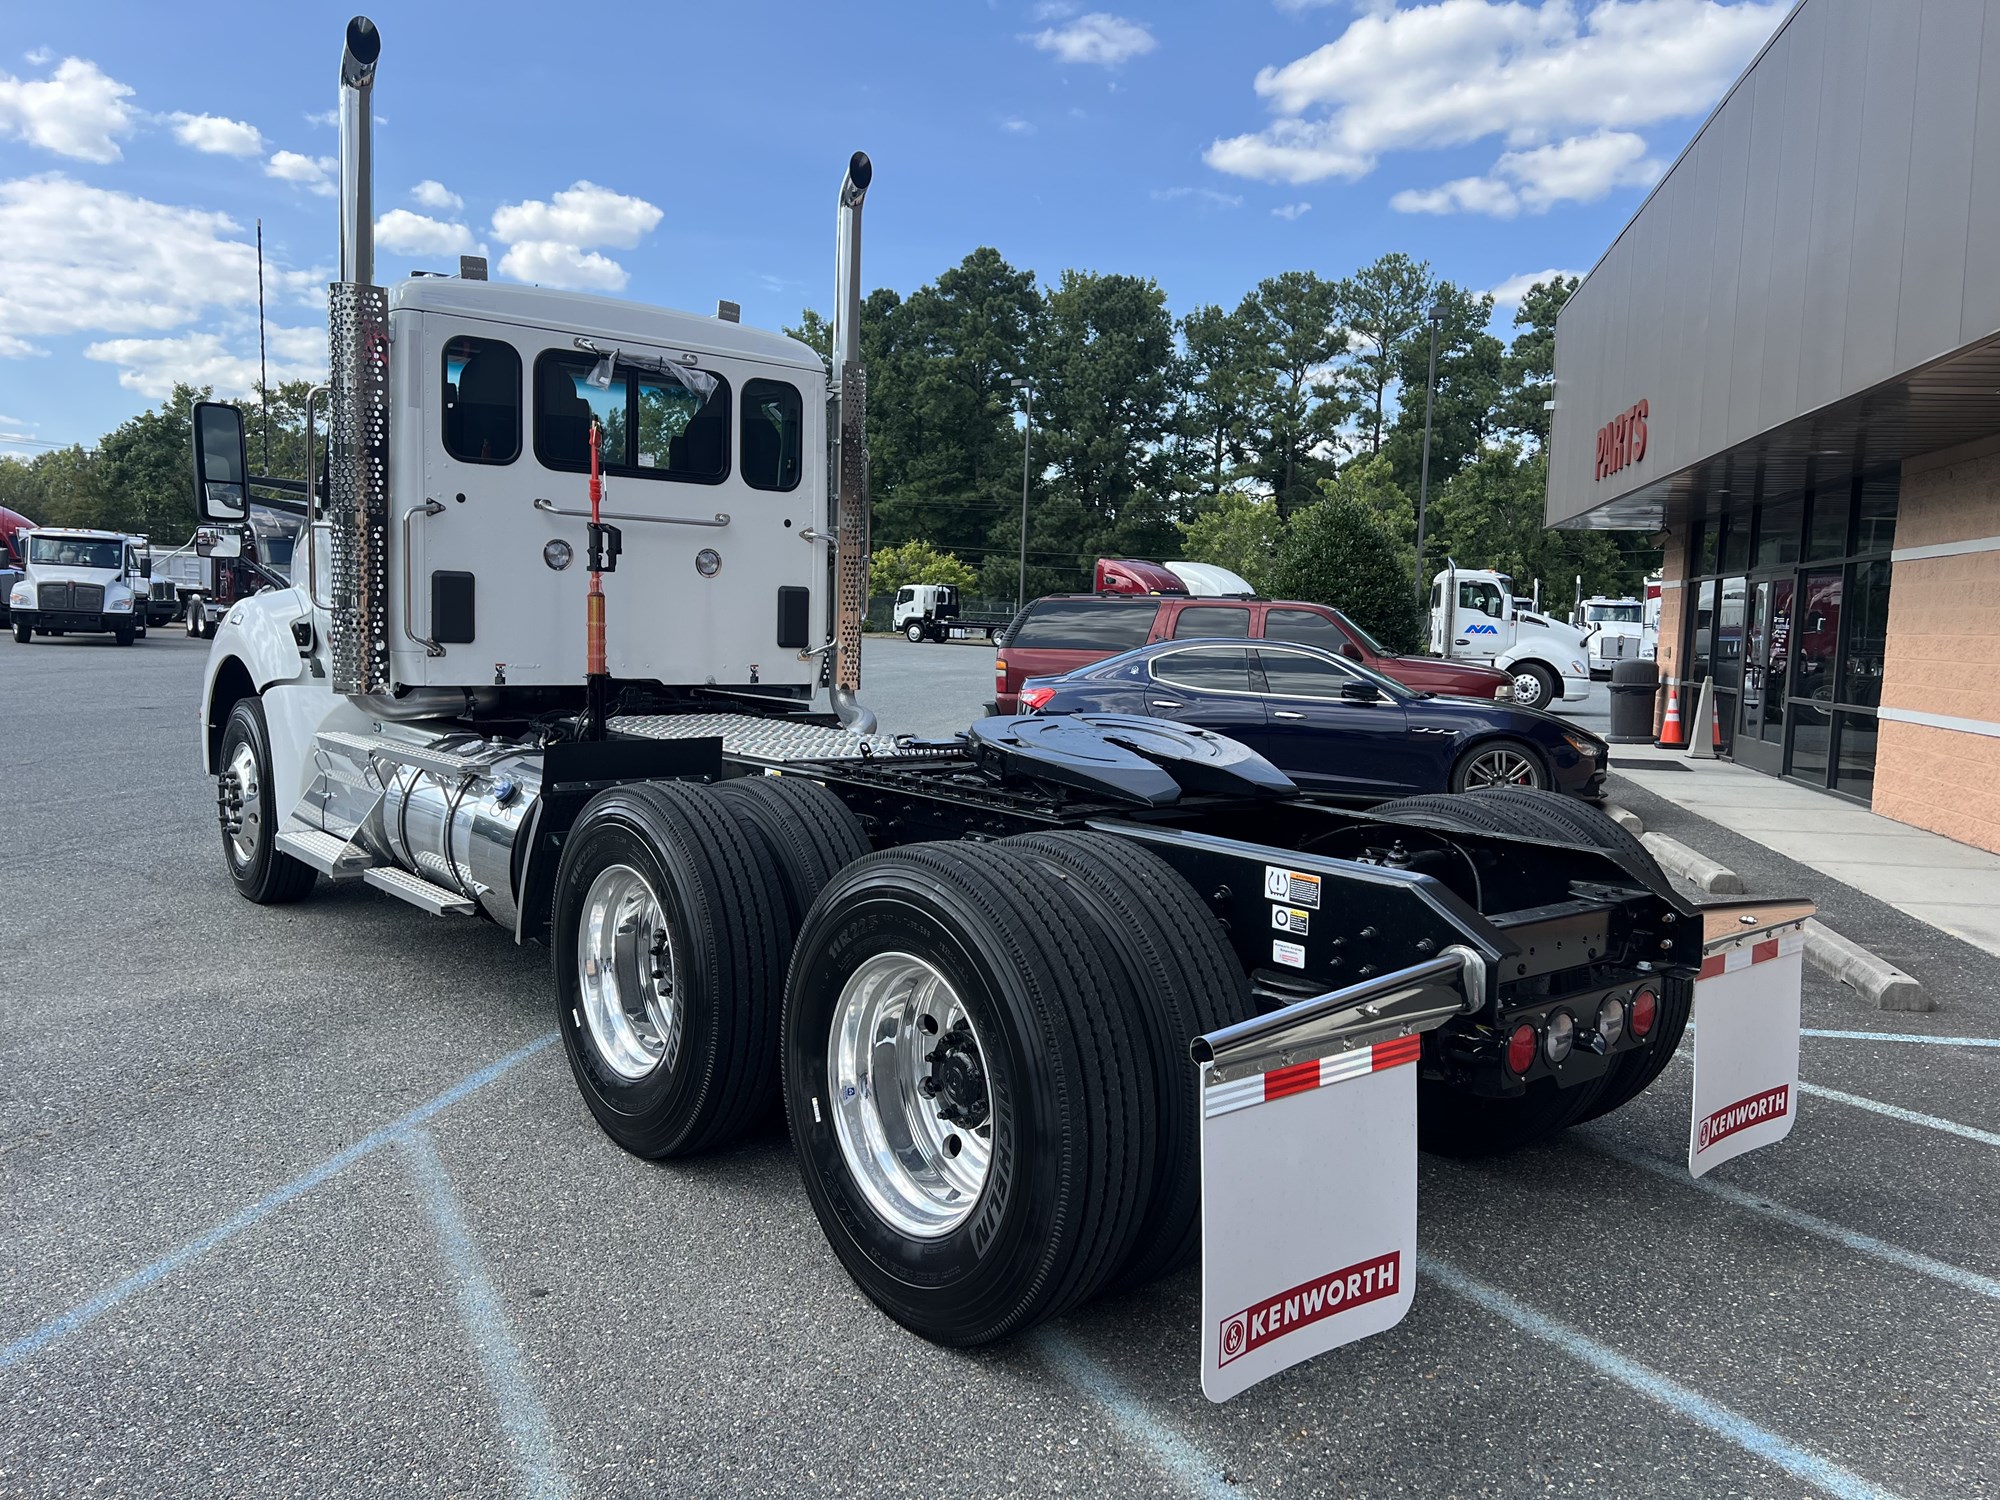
left=1427, top=566, right=1593, bottom=711
left=1576, top=595, right=1654, bottom=676
left=10, top=528, right=153, bottom=646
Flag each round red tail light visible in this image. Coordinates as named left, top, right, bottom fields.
left=1629, top=987, right=1658, bottom=1040
left=1505, top=1022, right=1537, bottom=1075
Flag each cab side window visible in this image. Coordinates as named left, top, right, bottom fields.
left=1459, top=581, right=1504, bottom=618
left=742, top=379, right=803, bottom=491
left=442, top=336, right=521, bottom=465
left=535, top=351, right=731, bottom=484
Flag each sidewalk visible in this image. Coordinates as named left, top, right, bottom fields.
left=1608, top=745, right=2000, bottom=958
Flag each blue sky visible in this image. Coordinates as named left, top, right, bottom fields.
left=0, top=0, right=1792, bottom=458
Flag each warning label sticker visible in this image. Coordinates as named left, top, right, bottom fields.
left=1270, top=906, right=1310, bottom=936
left=1263, top=866, right=1322, bottom=909
left=1272, top=939, right=1306, bottom=969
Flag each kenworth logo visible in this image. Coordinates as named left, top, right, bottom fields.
left=1217, top=1252, right=1401, bottom=1367
left=1697, top=1085, right=1791, bottom=1152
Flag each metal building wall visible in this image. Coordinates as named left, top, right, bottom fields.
left=1548, top=0, right=2000, bottom=527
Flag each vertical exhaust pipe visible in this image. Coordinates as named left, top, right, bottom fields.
left=338, top=17, right=380, bottom=287
left=828, top=152, right=876, bottom=735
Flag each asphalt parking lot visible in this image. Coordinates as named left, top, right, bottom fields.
left=5, top=630, right=1998, bottom=1498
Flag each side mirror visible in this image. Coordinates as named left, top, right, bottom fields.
left=208, top=531, right=244, bottom=560
left=1339, top=681, right=1381, bottom=702
left=191, top=401, right=249, bottom=522
left=140, top=558, right=153, bottom=580
left=1339, top=642, right=1364, bottom=663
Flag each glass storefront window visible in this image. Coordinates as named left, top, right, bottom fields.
left=1755, top=497, right=1802, bottom=568
left=1692, top=579, right=1717, bottom=681
left=1839, top=559, right=1889, bottom=708
left=1713, top=577, right=1747, bottom=688
left=1806, top=483, right=1851, bottom=560
left=1695, top=517, right=1718, bottom=577
left=1760, top=576, right=1793, bottom=742
left=1835, top=712, right=1877, bottom=799
left=1792, top=569, right=1842, bottom=705
left=1789, top=702, right=1831, bottom=784
left=1721, top=498, right=1752, bottom=571
left=1856, top=475, right=1898, bottom=554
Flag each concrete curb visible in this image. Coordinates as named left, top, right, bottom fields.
left=1802, top=918, right=1932, bottom=1012
left=1640, top=831, right=1744, bottom=894
left=1603, top=802, right=1644, bottom=836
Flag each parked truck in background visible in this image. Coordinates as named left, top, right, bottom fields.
left=9, top=529, right=155, bottom=645
left=892, top=582, right=1009, bottom=642
left=1576, top=594, right=1654, bottom=677
left=182, top=15, right=1813, bottom=1404
left=1427, top=564, right=1596, bottom=710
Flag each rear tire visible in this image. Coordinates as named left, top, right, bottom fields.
left=114, top=624, right=135, bottom=646
left=553, top=781, right=789, bottom=1159
left=217, top=698, right=317, bottom=904
left=709, top=774, right=870, bottom=935
left=1006, top=831, right=1255, bottom=1293
left=782, top=842, right=1155, bottom=1345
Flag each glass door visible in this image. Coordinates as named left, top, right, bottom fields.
left=1784, top=569, right=1842, bottom=786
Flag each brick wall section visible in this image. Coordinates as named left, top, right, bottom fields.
left=1872, top=720, right=2000, bottom=852
left=1873, top=437, right=2000, bottom=852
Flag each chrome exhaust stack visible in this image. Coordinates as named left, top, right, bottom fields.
left=326, top=15, right=392, bottom=697
left=828, top=152, right=876, bottom=735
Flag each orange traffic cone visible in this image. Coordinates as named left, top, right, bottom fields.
left=1656, top=681, right=1684, bottom=749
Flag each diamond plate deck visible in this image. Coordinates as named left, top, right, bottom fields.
left=608, top=712, right=903, bottom=764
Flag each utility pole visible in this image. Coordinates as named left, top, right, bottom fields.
left=1413, top=303, right=1443, bottom=606
left=1007, top=376, right=1035, bottom=613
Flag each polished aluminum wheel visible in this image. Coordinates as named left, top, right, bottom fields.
left=577, top=863, right=681, bottom=1082
left=1510, top=669, right=1549, bottom=707
left=220, top=741, right=260, bottom=867
left=1460, top=746, right=1543, bottom=789
left=829, top=952, right=993, bottom=1239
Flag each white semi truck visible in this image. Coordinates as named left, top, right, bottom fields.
left=9, top=528, right=155, bottom=645
left=187, top=16, right=1814, bottom=1402
left=1427, top=564, right=1595, bottom=710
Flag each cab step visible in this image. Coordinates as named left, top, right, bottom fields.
left=275, top=826, right=377, bottom=880
left=362, top=866, right=476, bottom=916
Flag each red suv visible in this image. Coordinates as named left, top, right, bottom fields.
left=994, top=595, right=1511, bottom=713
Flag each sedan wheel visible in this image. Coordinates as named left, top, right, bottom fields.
left=1453, top=740, right=1546, bottom=791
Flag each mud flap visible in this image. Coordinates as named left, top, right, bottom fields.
left=1688, top=902, right=1813, bottom=1178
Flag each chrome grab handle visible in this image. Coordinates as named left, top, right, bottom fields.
left=533, top=497, right=729, bottom=528
left=797, top=527, right=832, bottom=544
left=1273, top=709, right=1306, bottom=720
left=402, top=501, right=445, bottom=657
left=1149, top=700, right=1182, bottom=710
left=303, top=384, right=331, bottom=611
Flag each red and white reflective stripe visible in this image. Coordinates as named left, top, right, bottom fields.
left=1699, top=926, right=1805, bottom=981
left=1204, top=1034, right=1421, bottom=1119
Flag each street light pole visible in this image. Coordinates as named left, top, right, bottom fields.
left=1010, top=377, right=1034, bottom=613
left=1413, top=304, right=1443, bottom=606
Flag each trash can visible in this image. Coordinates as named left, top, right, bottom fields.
left=1607, top=659, right=1658, bottom=744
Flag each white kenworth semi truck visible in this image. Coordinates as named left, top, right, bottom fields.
left=190, top=17, right=1815, bottom=1402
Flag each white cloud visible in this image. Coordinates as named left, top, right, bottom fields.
left=497, top=242, right=629, bottom=293
left=0, top=175, right=260, bottom=343
left=305, top=107, right=339, bottom=128
left=1490, top=266, right=1583, bottom=308
left=1000, top=117, right=1035, bottom=134
left=169, top=112, right=264, bottom=156
left=410, top=179, right=463, bottom=211
left=84, top=323, right=326, bottom=399
left=266, top=150, right=337, bottom=195
left=375, top=209, right=475, bottom=258
left=1392, top=128, right=1662, bottom=216
left=1272, top=200, right=1312, bottom=219
left=1152, top=185, right=1243, bottom=209
left=1207, top=0, right=1785, bottom=184
left=491, top=181, right=661, bottom=249
left=0, top=57, right=136, bottom=163
left=1026, top=13, right=1158, bottom=66
left=0, top=333, right=44, bottom=358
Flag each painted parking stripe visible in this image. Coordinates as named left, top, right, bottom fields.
left=1584, top=1139, right=2000, bottom=1303
left=1035, top=1328, right=1242, bottom=1500
left=1801, top=1029, right=2000, bottom=1048
left=405, top=1131, right=575, bottom=1500
left=1798, top=1083, right=2000, bottom=1149
left=0, top=1034, right=556, bottom=1373
left=1421, top=1254, right=1904, bottom=1500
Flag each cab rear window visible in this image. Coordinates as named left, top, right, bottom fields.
left=1009, top=600, right=1158, bottom=651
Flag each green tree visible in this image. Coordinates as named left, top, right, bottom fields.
left=1271, top=488, right=1425, bottom=653
left=1237, top=271, right=1349, bottom=519
left=1495, top=276, right=1578, bottom=447
left=1334, top=253, right=1433, bottom=456
left=870, top=539, right=978, bottom=595
left=1174, top=302, right=1259, bottom=498
left=1177, top=490, right=1280, bottom=594
left=1382, top=281, right=1504, bottom=496
left=1427, top=445, right=1640, bottom=600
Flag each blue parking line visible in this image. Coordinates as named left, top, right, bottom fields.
left=1421, top=1254, right=1904, bottom=1500
left=1585, top=1139, right=2000, bottom=1303
left=1802, top=1029, right=2000, bottom=1048
left=405, top=1130, right=574, bottom=1500
left=1034, top=1328, right=1242, bottom=1500
left=0, top=1034, right=556, bottom=1373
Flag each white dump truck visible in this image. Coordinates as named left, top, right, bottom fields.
left=186, top=16, right=1813, bottom=1402
left=9, top=528, right=154, bottom=645
left=1427, top=564, right=1595, bottom=710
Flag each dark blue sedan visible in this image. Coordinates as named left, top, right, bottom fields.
left=1020, top=639, right=1607, bottom=800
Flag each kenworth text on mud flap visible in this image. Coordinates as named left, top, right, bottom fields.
left=186, top=16, right=1816, bottom=1401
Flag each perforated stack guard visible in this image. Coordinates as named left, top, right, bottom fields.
left=833, top=361, right=869, bottom=695
left=327, top=282, right=392, bottom=695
